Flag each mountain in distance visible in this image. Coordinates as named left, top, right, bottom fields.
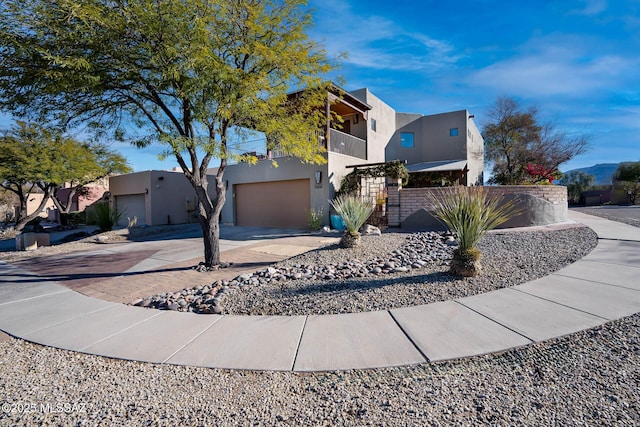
left=562, top=163, right=620, bottom=185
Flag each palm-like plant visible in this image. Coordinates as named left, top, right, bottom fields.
left=430, top=187, right=521, bottom=276
left=330, top=195, right=375, bottom=248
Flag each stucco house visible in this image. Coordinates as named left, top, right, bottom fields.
left=110, top=86, right=484, bottom=228
left=220, top=87, right=483, bottom=228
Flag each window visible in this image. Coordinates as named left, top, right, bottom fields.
left=449, top=128, right=459, bottom=136
left=370, top=118, right=377, bottom=132
left=400, top=132, right=414, bottom=148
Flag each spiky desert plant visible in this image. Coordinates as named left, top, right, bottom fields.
left=87, top=202, right=124, bottom=232
left=430, top=187, right=521, bottom=277
left=330, top=195, right=375, bottom=248
left=306, top=208, right=323, bottom=231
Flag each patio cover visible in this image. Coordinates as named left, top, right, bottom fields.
left=405, top=160, right=468, bottom=173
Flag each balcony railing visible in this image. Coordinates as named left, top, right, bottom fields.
left=329, top=128, right=366, bottom=160
left=230, top=129, right=367, bottom=161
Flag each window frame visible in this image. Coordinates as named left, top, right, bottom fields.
left=400, top=132, right=415, bottom=148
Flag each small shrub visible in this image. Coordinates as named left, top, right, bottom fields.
left=306, top=208, right=323, bottom=230
left=60, top=211, right=86, bottom=226
left=330, top=195, right=374, bottom=247
left=429, top=187, right=521, bottom=276
left=0, top=226, right=18, bottom=239
left=88, top=203, right=123, bottom=232
left=127, top=216, right=138, bottom=229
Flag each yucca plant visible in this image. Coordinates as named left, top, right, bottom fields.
left=430, top=187, right=521, bottom=277
left=87, top=202, right=124, bottom=232
left=330, top=195, right=375, bottom=248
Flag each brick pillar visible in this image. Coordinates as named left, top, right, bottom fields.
left=386, top=178, right=402, bottom=228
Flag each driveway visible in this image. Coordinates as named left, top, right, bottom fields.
left=1, top=224, right=338, bottom=304
left=571, top=206, right=640, bottom=227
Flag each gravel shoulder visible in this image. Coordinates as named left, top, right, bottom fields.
left=0, top=312, right=637, bottom=426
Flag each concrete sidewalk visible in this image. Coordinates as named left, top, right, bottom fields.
left=0, top=212, right=639, bottom=371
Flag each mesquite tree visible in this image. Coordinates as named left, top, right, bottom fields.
left=0, top=0, right=334, bottom=266
left=0, top=122, right=130, bottom=230
left=483, top=97, right=590, bottom=185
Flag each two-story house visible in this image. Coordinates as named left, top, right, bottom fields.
left=109, top=85, right=484, bottom=229
left=220, top=86, right=483, bottom=228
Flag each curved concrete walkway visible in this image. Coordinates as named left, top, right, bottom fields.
left=1, top=211, right=639, bottom=372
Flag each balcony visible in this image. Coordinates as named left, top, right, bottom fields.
left=329, top=128, right=366, bottom=160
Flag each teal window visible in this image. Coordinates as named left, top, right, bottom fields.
left=370, top=118, right=377, bottom=132
left=400, top=132, right=414, bottom=148
left=449, top=128, right=459, bottom=136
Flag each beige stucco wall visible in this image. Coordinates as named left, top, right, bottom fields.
left=349, top=88, right=396, bottom=163
left=25, top=193, right=56, bottom=218
left=221, top=157, right=330, bottom=225
left=110, top=171, right=203, bottom=226
left=466, top=116, right=484, bottom=185
left=386, top=110, right=484, bottom=186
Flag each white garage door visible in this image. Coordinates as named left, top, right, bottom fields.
left=115, top=194, right=146, bottom=226
left=235, top=179, right=310, bottom=228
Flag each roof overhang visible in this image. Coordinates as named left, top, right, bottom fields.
left=406, top=160, right=468, bottom=173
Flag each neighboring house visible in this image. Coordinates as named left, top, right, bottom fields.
left=19, top=179, right=109, bottom=222
left=110, top=86, right=484, bottom=229
left=109, top=170, right=205, bottom=227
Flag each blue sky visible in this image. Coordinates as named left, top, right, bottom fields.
left=2, top=0, right=639, bottom=173
left=310, top=0, right=640, bottom=173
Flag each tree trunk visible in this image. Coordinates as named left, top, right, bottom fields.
left=199, top=212, right=220, bottom=267
left=449, top=248, right=482, bottom=277
left=15, top=186, right=54, bottom=231
left=192, top=171, right=226, bottom=268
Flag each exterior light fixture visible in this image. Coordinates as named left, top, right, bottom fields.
left=315, top=171, right=322, bottom=185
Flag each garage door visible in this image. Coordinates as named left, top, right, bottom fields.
left=115, top=194, right=146, bottom=226
left=235, top=179, right=310, bottom=228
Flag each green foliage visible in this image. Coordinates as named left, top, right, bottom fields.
left=429, top=187, right=521, bottom=252
left=306, top=208, right=323, bottom=231
left=0, top=121, right=130, bottom=226
left=404, top=172, right=458, bottom=188
left=558, top=171, right=596, bottom=204
left=337, top=160, right=409, bottom=196
left=0, top=0, right=338, bottom=265
left=483, top=97, right=589, bottom=185
left=87, top=203, right=123, bottom=232
left=60, top=211, right=86, bottom=226
left=330, top=195, right=374, bottom=236
left=614, top=161, right=640, bottom=204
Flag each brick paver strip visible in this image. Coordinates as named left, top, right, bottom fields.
left=12, top=249, right=160, bottom=289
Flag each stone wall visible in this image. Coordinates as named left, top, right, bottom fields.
left=386, top=180, right=568, bottom=230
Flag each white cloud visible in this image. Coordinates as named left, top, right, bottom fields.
left=468, top=36, right=639, bottom=98
left=569, top=0, right=608, bottom=16
left=309, top=0, right=460, bottom=74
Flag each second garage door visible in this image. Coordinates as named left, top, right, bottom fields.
left=235, top=179, right=310, bottom=229
left=114, top=194, right=146, bottom=226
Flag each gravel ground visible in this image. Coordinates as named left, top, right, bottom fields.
left=221, top=226, right=597, bottom=315
left=1, top=313, right=638, bottom=426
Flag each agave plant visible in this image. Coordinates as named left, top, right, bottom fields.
left=330, top=195, right=375, bottom=248
left=430, top=187, right=521, bottom=277
left=87, top=202, right=124, bottom=232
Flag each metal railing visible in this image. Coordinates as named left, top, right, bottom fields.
left=329, top=129, right=366, bottom=159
